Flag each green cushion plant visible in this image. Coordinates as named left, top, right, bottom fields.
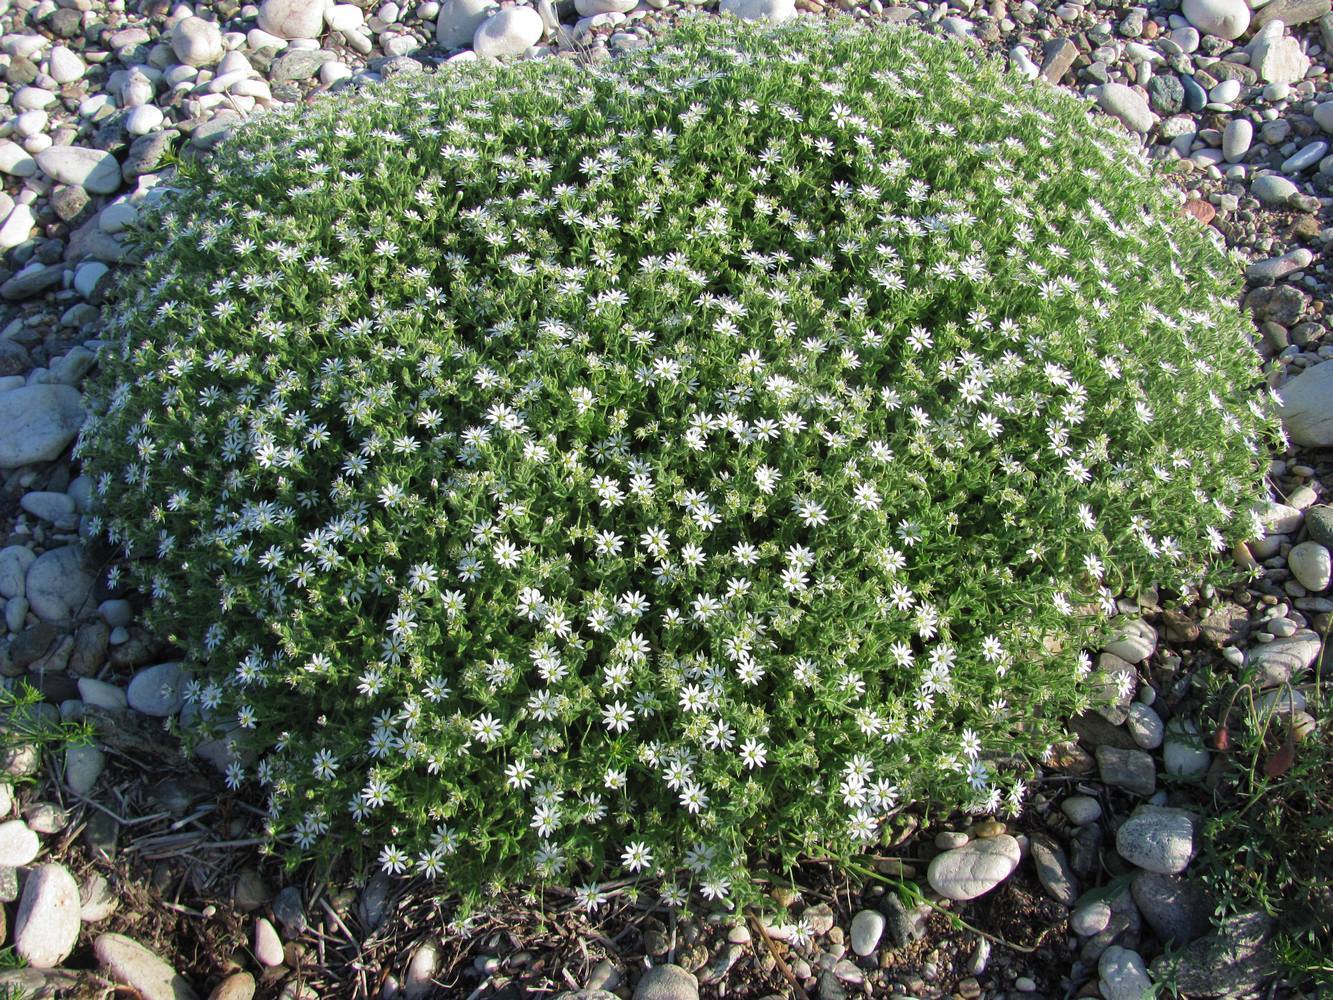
left=79, top=14, right=1274, bottom=910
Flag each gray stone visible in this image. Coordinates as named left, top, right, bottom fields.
left=1126, top=703, right=1165, bottom=750
left=1223, top=118, right=1253, bottom=162
left=270, top=49, right=333, bottom=82
left=1282, top=141, right=1328, bottom=173
left=1252, top=0, right=1332, bottom=31
left=1095, top=83, right=1155, bottom=132
left=1104, top=619, right=1157, bottom=663
left=80, top=873, right=118, bottom=922
left=0, top=264, right=63, bottom=301
left=47, top=46, right=86, bottom=84
left=926, top=834, right=1021, bottom=901
left=1288, top=541, right=1331, bottom=592
left=64, top=744, right=104, bottom=795
left=849, top=909, right=884, bottom=957
left=1247, top=629, right=1322, bottom=687
left=1247, top=247, right=1314, bottom=283
left=0, top=820, right=39, bottom=867
left=1099, top=946, right=1153, bottom=1000
left=1163, top=718, right=1210, bottom=779
left=1116, top=805, right=1197, bottom=874
left=1252, top=173, right=1298, bottom=206
left=34, top=147, right=121, bottom=195
left=170, top=16, right=224, bottom=66
left=436, top=0, right=499, bottom=48
left=272, top=886, right=306, bottom=935
left=1030, top=836, right=1078, bottom=906
left=0, top=546, right=35, bottom=599
left=1255, top=501, right=1303, bottom=536
left=209, top=972, right=255, bottom=1000
left=258, top=0, right=326, bottom=39
left=1093, top=651, right=1137, bottom=725
left=1306, top=506, right=1333, bottom=547
left=1062, top=795, right=1102, bottom=825
left=127, top=662, right=186, bottom=717
left=1147, top=74, right=1184, bottom=115
left=719, top=0, right=797, bottom=20
left=472, top=6, right=544, bottom=57
left=404, top=940, right=440, bottom=998
left=1131, top=871, right=1213, bottom=946
left=1315, top=103, right=1333, bottom=134
left=94, top=933, right=198, bottom=1000
left=1182, top=0, right=1250, bottom=37
left=26, top=546, right=93, bottom=622
left=1071, top=899, right=1112, bottom=936
left=1096, top=746, right=1156, bottom=797
left=14, top=863, right=81, bottom=968
left=634, top=964, right=698, bottom=1000
left=0, top=385, right=85, bottom=467
left=1153, top=912, right=1275, bottom=997
left=1250, top=22, right=1310, bottom=85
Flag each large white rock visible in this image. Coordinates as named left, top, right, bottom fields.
left=34, top=146, right=122, bottom=195
left=258, top=0, right=326, bottom=39
left=47, top=46, right=86, bottom=84
left=14, top=864, right=81, bottom=968
left=0, top=820, right=39, bottom=867
left=26, top=545, right=93, bottom=622
left=927, top=834, right=1021, bottom=901
left=1116, top=805, right=1197, bottom=874
left=94, top=934, right=199, bottom=1000
left=436, top=0, right=499, bottom=48
left=1095, top=83, right=1156, bottom=133
left=1278, top=359, right=1333, bottom=447
left=128, top=662, right=187, bottom=717
left=1250, top=21, right=1310, bottom=85
left=472, top=6, right=544, bottom=58
left=0, top=139, right=36, bottom=177
left=171, top=16, right=225, bottom=67
left=326, top=3, right=366, bottom=30
left=1182, top=0, right=1250, bottom=38
left=0, top=203, right=35, bottom=251
left=0, top=384, right=85, bottom=468
left=719, top=0, right=796, bottom=20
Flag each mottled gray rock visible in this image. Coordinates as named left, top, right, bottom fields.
left=14, top=863, right=81, bottom=968
left=634, top=964, right=698, bottom=1000
left=1062, top=794, right=1102, bottom=825
left=1099, top=946, right=1154, bottom=1000
left=927, top=835, right=1021, bottom=901
left=1248, top=629, right=1322, bottom=687
left=1132, top=871, right=1213, bottom=947
left=1288, top=541, right=1331, bottom=592
left=25, top=546, right=93, bottom=622
left=0, top=385, right=85, bottom=467
left=1126, top=703, right=1165, bottom=750
left=1307, top=505, right=1333, bottom=548
left=127, top=663, right=186, bottom=717
left=1153, top=912, right=1275, bottom=997
left=1030, top=836, right=1078, bottom=906
left=1071, top=899, right=1113, bottom=936
left=0, top=545, right=35, bottom=599
left=94, top=933, right=198, bottom=1000
left=1116, top=805, right=1197, bottom=874
left=1252, top=173, right=1298, bottom=206
left=1095, top=83, right=1155, bottom=132
left=1096, top=746, right=1156, bottom=797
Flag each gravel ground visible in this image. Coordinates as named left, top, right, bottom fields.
left=0, top=0, right=1327, bottom=998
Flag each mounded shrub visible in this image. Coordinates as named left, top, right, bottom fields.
left=80, top=15, right=1274, bottom=907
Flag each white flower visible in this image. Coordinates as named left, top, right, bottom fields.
left=622, top=841, right=652, bottom=872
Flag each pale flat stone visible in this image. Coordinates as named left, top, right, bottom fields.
left=35, top=146, right=122, bottom=195
left=14, top=864, right=81, bottom=968
left=927, top=835, right=1021, bottom=901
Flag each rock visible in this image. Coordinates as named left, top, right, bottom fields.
left=26, top=546, right=93, bottom=623
left=253, top=918, right=283, bottom=967
left=270, top=50, right=333, bottom=81
left=404, top=940, right=440, bottom=998
left=1099, top=946, right=1153, bottom=1000
left=1, top=264, right=64, bottom=301
left=575, top=0, right=638, bottom=11
left=720, top=0, right=797, bottom=20
left=1030, top=836, right=1078, bottom=906
left=65, top=744, right=104, bottom=795
left=208, top=972, right=255, bottom=1000
left=1131, top=871, right=1213, bottom=946
left=0, top=820, right=39, bottom=867
left=34, top=147, right=121, bottom=195
left=1153, top=912, right=1275, bottom=997
left=272, top=886, right=306, bottom=935
left=0, top=547, right=35, bottom=599
left=849, top=909, right=885, bottom=956
left=258, top=0, right=326, bottom=39
left=14, top=863, right=81, bottom=968
left=1255, top=501, right=1303, bottom=536
left=48, top=46, right=86, bottom=84
left=1126, top=703, right=1165, bottom=750
left=127, top=662, right=186, bottom=717
left=124, top=105, right=165, bottom=137
left=1282, top=141, right=1328, bottom=174
left=1247, top=629, right=1322, bottom=686
left=1070, top=900, right=1113, bottom=936
left=927, top=835, right=1021, bottom=901
left=1096, top=746, right=1156, bottom=797
left=1252, top=173, right=1299, bottom=206
left=0, top=204, right=35, bottom=251
left=95, top=933, right=198, bottom=1000
left=633, top=964, right=698, bottom=1000
left=1061, top=795, right=1102, bottom=825
left=80, top=873, right=118, bottom=922
left=1182, top=0, right=1250, bottom=37
left=171, top=17, right=224, bottom=66
left=1288, top=541, right=1331, bottom=592
left=1095, top=83, right=1155, bottom=132
left=1162, top=718, right=1210, bottom=779
left=1252, top=0, right=1331, bottom=30
left=436, top=0, right=499, bottom=48
left=1104, top=619, right=1156, bottom=663
left=1250, top=21, right=1310, bottom=84
left=1222, top=118, right=1252, bottom=162
left=472, top=6, right=544, bottom=57
left=1116, top=805, right=1197, bottom=874
left=1307, top=506, right=1333, bottom=548
left=0, top=969, right=112, bottom=997
left=1247, top=248, right=1314, bottom=283
left=0, top=385, right=85, bottom=467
